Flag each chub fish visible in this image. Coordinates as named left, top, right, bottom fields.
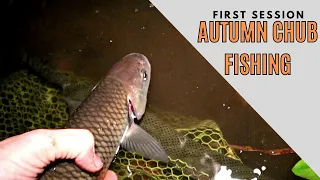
left=40, top=53, right=168, bottom=179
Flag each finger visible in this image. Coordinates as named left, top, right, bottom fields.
left=104, top=170, right=118, bottom=180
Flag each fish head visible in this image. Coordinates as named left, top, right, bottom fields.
left=108, top=53, right=151, bottom=122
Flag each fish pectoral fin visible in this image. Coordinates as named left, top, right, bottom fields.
left=120, top=123, right=169, bottom=163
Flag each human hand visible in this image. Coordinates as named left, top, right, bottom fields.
left=0, top=129, right=118, bottom=180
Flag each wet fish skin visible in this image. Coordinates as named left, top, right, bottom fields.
left=39, top=53, right=166, bottom=179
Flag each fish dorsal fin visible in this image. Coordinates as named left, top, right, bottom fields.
left=121, top=123, right=169, bottom=163
left=62, top=97, right=82, bottom=115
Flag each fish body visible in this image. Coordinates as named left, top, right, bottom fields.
left=40, top=53, right=168, bottom=179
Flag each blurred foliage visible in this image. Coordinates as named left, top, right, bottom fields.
left=292, top=160, right=320, bottom=180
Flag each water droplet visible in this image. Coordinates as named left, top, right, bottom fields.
left=109, top=40, right=113, bottom=43
left=149, top=3, right=154, bottom=8
left=253, top=168, right=261, bottom=176
left=178, top=136, right=187, bottom=148
left=261, top=166, right=266, bottom=171
left=134, top=8, right=139, bottom=12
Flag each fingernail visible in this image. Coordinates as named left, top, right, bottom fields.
left=94, top=154, right=103, bottom=168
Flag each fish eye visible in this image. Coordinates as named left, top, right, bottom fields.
left=141, top=69, right=147, bottom=81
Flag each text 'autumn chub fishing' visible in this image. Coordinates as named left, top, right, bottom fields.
left=197, top=10, right=318, bottom=75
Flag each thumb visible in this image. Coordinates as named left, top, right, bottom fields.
left=41, top=129, right=103, bottom=172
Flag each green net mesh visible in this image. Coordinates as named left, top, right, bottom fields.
left=0, top=71, right=68, bottom=140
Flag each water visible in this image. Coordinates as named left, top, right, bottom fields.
left=0, top=0, right=303, bottom=179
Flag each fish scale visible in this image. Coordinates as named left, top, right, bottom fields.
left=40, top=78, right=129, bottom=179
